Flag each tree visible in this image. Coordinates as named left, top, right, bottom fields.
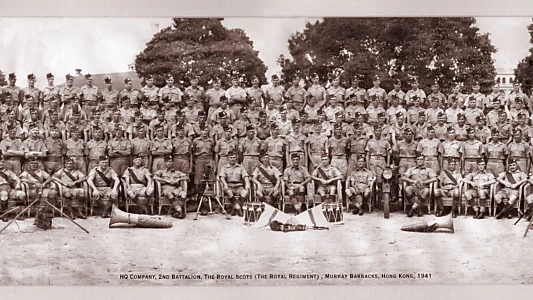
left=514, top=18, right=533, bottom=96
left=278, top=18, right=497, bottom=94
left=135, top=18, right=268, bottom=88
left=0, top=70, right=6, bottom=87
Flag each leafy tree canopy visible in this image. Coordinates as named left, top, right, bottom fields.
left=514, top=18, right=533, bottom=96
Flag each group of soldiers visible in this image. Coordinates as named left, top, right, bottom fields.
left=1, top=70, right=533, bottom=224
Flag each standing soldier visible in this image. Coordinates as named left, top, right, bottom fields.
left=413, top=111, right=429, bottom=141
left=245, top=75, right=265, bottom=109
left=22, top=125, right=48, bottom=170
left=42, top=73, right=60, bottom=111
left=159, top=74, right=183, bottom=108
left=345, top=75, right=366, bottom=110
left=387, top=79, right=406, bottom=109
left=123, top=154, right=154, bottom=215
left=462, top=159, right=496, bottom=219
left=251, top=152, right=281, bottom=207
left=77, top=74, right=99, bottom=118
left=205, top=77, right=226, bottom=122
left=119, top=78, right=141, bottom=109
left=193, top=125, right=215, bottom=187
left=100, top=77, right=119, bottom=120
left=426, top=82, right=446, bottom=108
left=464, top=96, right=485, bottom=127
left=438, top=127, right=462, bottom=172
left=86, top=127, right=108, bottom=172
left=130, top=126, right=151, bottom=168
left=153, top=155, right=188, bottom=219
left=307, top=123, right=329, bottom=172
left=307, top=73, right=327, bottom=108
left=434, top=112, right=448, bottom=141
left=285, top=120, right=307, bottom=168
left=52, top=157, right=87, bottom=219
left=285, top=74, right=307, bottom=112
left=473, top=115, right=491, bottom=144
left=43, top=126, right=65, bottom=175
left=407, top=97, right=425, bottom=125
left=485, top=82, right=505, bottom=113
left=445, top=96, right=464, bottom=125
left=265, top=74, right=285, bottom=110
left=226, top=74, right=248, bottom=119
left=486, top=100, right=505, bottom=127
left=65, top=129, right=86, bottom=174
left=84, top=108, right=108, bottom=142
left=464, top=81, right=486, bottom=110
left=366, top=126, right=391, bottom=204
left=460, top=127, right=484, bottom=175
left=396, top=128, right=418, bottom=177
left=255, top=111, right=271, bottom=140
left=87, top=155, right=120, bottom=218
left=506, top=128, right=530, bottom=174
left=386, top=94, right=407, bottom=125
left=0, top=125, right=25, bottom=175
left=283, top=153, right=312, bottom=213
left=453, top=113, right=469, bottom=142
left=485, top=129, right=507, bottom=177
left=327, top=74, right=345, bottom=104
left=239, top=124, right=263, bottom=176
left=22, top=74, right=42, bottom=105
left=150, top=124, right=173, bottom=174
left=184, top=74, right=205, bottom=111
left=171, top=125, right=193, bottom=175
left=365, top=75, right=387, bottom=109
left=491, top=110, right=513, bottom=144
left=210, top=97, right=235, bottom=124
left=434, top=158, right=462, bottom=217
left=404, top=78, right=426, bottom=108
left=516, top=112, right=533, bottom=141
left=311, top=155, right=343, bottom=204
left=5, top=73, right=24, bottom=105
left=508, top=81, right=530, bottom=110
left=345, top=155, right=374, bottom=215
left=219, top=151, right=250, bottom=216
left=108, top=126, right=132, bottom=177
left=425, top=97, right=445, bottom=126
left=390, top=112, right=411, bottom=148
left=510, top=99, right=530, bottom=124
left=149, top=108, right=171, bottom=139
left=141, top=74, right=160, bottom=108
left=264, top=124, right=286, bottom=173
left=59, top=74, right=80, bottom=113
left=401, top=154, right=438, bottom=217
left=107, top=109, right=128, bottom=139
left=215, top=126, right=239, bottom=173
left=417, top=125, right=440, bottom=174
left=494, top=158, right=528, bottom=219
left=448, top=84, right=467, bottom=110
left=0, top=154, right=25, bottom=222
left=328, top=124, right=349, bottom=178
left=347, top=125, right=369, bottom=175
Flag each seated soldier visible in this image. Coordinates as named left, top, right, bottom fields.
left=494, top=158, right=528, bottom=219
left=0, top=154, right=25, bottom=222
left=251, top=153, right=281, bottom=207
left=52, top=157, right=87, bottom=219
left=434, top=158, right=463, bottom=218
left=153, top=155, right=188, bottom=219
left=401, top=154, right=438, bottom=217
left=283, top=153, right=312, bottom=214
left=123, top=154, right=154, bottom=215
left=311, top=154, right=343, bottom=204
left=20, top=156, right=59, bottom=226
left=345, top=155, right=373, bottom=216
left=219, top=151, right=250, bottom=216
left=87, top=155, right=120, bottom=218
left=462, top=158, right=497, bottom=219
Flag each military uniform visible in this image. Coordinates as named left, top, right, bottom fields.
left=417, top=137, right=440, bottom=173
left=245, top=86, right=265, bottom=108
left=328, top=135, right=348, bottom=178
left=435, top=167, right=462, bottom=214
left=252, top=163, right=281, bottom=205
left=265, top=85, right=285, bottom=109
left=65, top=137, right=86, bottom=174
left=445, top=107, right=464, bottom=125
left=403, top=165, right=437, bottom=209
left=404, top=89, right=426, bottom=107
left=312, top=165, right=342, bottom=201
left=184, top=85, right=205, bottom=111
left=226, top=86, right=247, bottom=118
left=205, top=88, right=226, bottom=121
left=425, top=107, right=445, bottom=125
left=464, top=107, right=484, bottom=126
left=366, top=137, right=390, bottom=183
left=285, top=86, right=307, bottom=111
left=86, top=139, right=108, bottom=172
left=264, top=135, right=286, bottom=173
left=59, top=84, right=80, bottom=112
left=461, top=139, right=484, bottom=174
left=307, top=133, right=328, bottom=171
left=347, top=135, right=369, bottom=175
left=100, top=88, right=119, bottom=111
left=216, top=138, right=239, bottom=173
left=219, top=162, right=249, bottom=211
left=108, top=137, right=132, bottom=177
left=345, top=167, right=373, bottom=210
left=141, top=85, right=160, bottom=107
left=453, top=124, right=469, bottom=141
left=327, top=86, right=345, bottom=103
left=87, top=165, right=119, bottom=217
left=42, top=85, right=60, bottom=111
left=307, top=84, right=327, bottom=106
left=53, top=167, right=87, bottom=217
left=464, top=170, right=495, bottom=216
left=438, top=139, right=462, bottom=171
left=407, top=106, right=425, bottom=124
left=239, top=136, right=263, bottom=176
left=78, top=84, right=99, bottom=117
left=0, top=166, right=25, bottom=220
left=397, top=140, right=418, bottom=175
left=0, top=137, right=24, bottom=174
left=193, top=137, right=215, bottom=185
left=131, top=137, right=151, bottom=168
left=43, top=137, right=65, bottom=175
left=153, top=166, right=188, bottom=218
left=123, top=165, right=153, bottom=213
left=507, top=141, right=530, bottom=173
left=158, top=85, right=183, bottom=107
left=150, top=136, right=172, bottom=174
left=286, top=131, right=307, bottom=168
left=366, top=87, right=387, bottom=108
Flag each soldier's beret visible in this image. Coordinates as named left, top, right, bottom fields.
left=395, top=111, right=404, bottom=118
left=321, top=153, right=329, bottom=159
left=85, top=74, right=92, bottom=79
left=427, top=125, right=435, bottom=131
left=250, top=75, right=259, bottom=81
left=65, top=74, right=73, bottom=80
left=391, top=94, right=399, bottom=100
left=317, top=109, right=325, bottom=116
left=146, top=74, right=154, bottom=80
left=28, top=123, right=39, bottom=130
left=354, top=112, right=363, bottom=118
left=156, top=107, right=165, bottom=114
left=188, top=73, right=198, bottom=80
left=476, top=158, right=485, bottom=164
left=373, top=75, right=381, bottom=81
left=24, top=94, right=33, bottom=100
left=448, top=158, right=457, bottom=164
left=291, top=119, right=300, bottom=125
left=447, top=126, right=455, bottom=133
left=335, top=111, right=344, bottom=117
left=357, top=154, right=366, bottom=161
left=124, top=78, right=132, bottom=84
left=227, top=150, right=237, bottom=157
left=347, top=92, right=356, bottom=99
left=175, top=124, right=184, bottom=131
left=377, top=112, right=385, bottom=118
left=219, top=95, right=228, bottom=102
left=165, top=155, right=173, bottom=162
left=5, top=108, right=13, bottom=115
left=92, top=107, right=101, bottom=114
left=133, top=153, right=144, bottom=160
left=509, top=158, right=518, bottom=165
left=404, top=127, right=414, bottom=134
left=65, top=156, right=74, bottom=163
left=430, top=96, right=439, bottom=102
left=218, top=111, right=227, bottom=118
left=104, top=77, right=112, bottom=84
left=466, top=127, right=475, bottom=134
left=6, top=124, right=15, bottom=131
left=165, top=74, right=174, bottom=81
left=212, top=77, right=221, bottom=84
left=271, top=74, right=279, bottom=80
left=373, top=125, right=382, bottom=131
left=121, top=94, right=130, bottom=101
left=473, top=81, right=480, bottom=86
left=299, top=111, right=307, bottom=117
left=241, top=106, right=248, bottom=113
left=270, top=123, right=278, bottom=130
left=438, top=111, right=446, bottom=117
left=154, top=124, right=163, bottom=130
left=258, top=110, right=267, bottom=117
left=133, top=111, right=142, bottom=117
left=175, top=110, right=183, bottom=117
left=431, top=82, right=439, bottom=88
left=514, top=127, right=522, bottom=134
left=416, top=153, right=425, bottom=159
left=70, top=125, right=79, bottom=132
left=27, top=74, right=36, bottom=80
left=475, top=115, right=483, bottom=122
left=198, top=111, right=206, bottom=117
left=394, top=78, right=401, bottom=85
left=48, top=108, right=58, bottom=115
left=418, top=111, right=426, bottom=117
left=223, top=125, right=232, bottom=132
left=28, top=155, right=39, bottom=162
left=98, top=155, right=109, bottom=162
left=290, top=153, right=300, bottom=159
left=491, top=128, right=499, bottom=135
left=46, top=73, right=54, bottom=79
left=457, top=113, right=465, bottom=119
left=334, top=124, right=342, bottom=130
left=115, top=125, right=124, bottom=131
left=8, top=73, right=16, bottom=79
left=246, top=124, right=254, bottom=131
left=518, top=112, right=526, bottom=118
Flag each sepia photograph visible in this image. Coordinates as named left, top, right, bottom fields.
left=2, top=4, right=533, bottom=292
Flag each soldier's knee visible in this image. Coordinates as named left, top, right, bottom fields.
left=240, top=190, right=249, bottom=198
left=15, top=191, right=25, bottom=200
left=345, top=189, right=352, bottom=196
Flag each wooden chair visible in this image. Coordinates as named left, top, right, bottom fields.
left=432, top=179, right=463, bottom=215
left=154, top=179, right=188, bottom=215
left=57, top=181, right=90, bottom=217
left=309, top=179, right=343, bottom=207
left=346, top=177, right=375, bottom=213
left=280, top=179, right=313, bottom=212
left=462, top=182, right=494, bottom=217
left=121, top=178, right=155, bottom=214
left=491, top=181, right=525, bottom=217
left=402, top=181, right=433, bottom=214
left=88, top=181, right=120, bottom=216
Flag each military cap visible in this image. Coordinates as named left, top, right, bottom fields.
left=98, top=155, right=109, bottom=162
left=514, top=127, right=522, bottom=134
left=409, top=77, right=418, bottom=84
left=258, top=110, right=267, bottom=117
left=354, top=112, right=363, bottom=118
left=373, top=125, right=383, bottom=132
left=291, top=119, right=300, bottom=125
left=475, top=115, right=483, bottom=122
left=377, top=112, right=385, bottom=118
left=28, top=122, right=39, bottom=130
left=241, top=106, right=248, bottom=113
left=279, top=106, right=287, bottom=114
left=335, top=111, right=344, bottom=117
left=219, top=95, right=228, bottom=102
left=431, top=81, right=439, bottom=88
left=156, top=107, right=165, bottom=114
left=466, top=126, right=475, bottom=134
left=212, top=77, right=221, bottom=84
left=175, top=110, right=184, bottom=117
left=447, top=126, right=455, bottom=133
left=27, top=74, right=36, bottom=80
left=65, top=74, right=74, bottom=80
left=329, top=95, right=337, bottom=101
left=146, top=74, right=154, bottom=80
left=270, top=123, right=278, bottom=130
left=430, top=96, right=439, bottom=102
left=347, top=92, right=356, bottom=99
left=311, top=73, right=320, bottom=80
left=104, top=77, right=112, bottom=84
left=188, top=73, right=198, bottom=80
left=472, top=81, right=480, bottom=87
left=165, top=74, right=174, bottom=81
left=438, top=111, right=446, bottom=117
left=218, top=111, right=227, bottom=118
left=223, top=125, right=232, bottom=132
left=154, top=124, right=163, bottom=130
left=448, top=158, right=457, bottom=164
left=227, top=150, right=237, bottom=157
left=198, top=111, right=206, bottom=117
left=24, top=94, right=33, bottom=100
left=165, top=155, right=173, bottom=162
left=6, top=124, right=16, bottom=131
left=396, top=111, right=404, bottom=118
left=404, top=127, right=414, bottom=134
left=317, top=109, right=325, bottom=116
left=28, top=155, right=39, bottom=162
left=412, top=95, right=420, bottom=101
left=85, top=73, right=92, bottom=79
left=415, top=153, right=425, bottom=159
left=509, top=158, right=518, bottom=165
left=8, top=73, right=16, bottom=79
left=492, top=97, right=500, bottom=103
left=124, top=78, right=132, bottom=84
left=5, top=108, right=13, bottom=115
left=48, top=108, right=58, bottom=115
left=91, top=107, right=101, bottom=114
left=394, top=78, right=401, bottom=85
left=245, top=124, right=254, bottom=131
left=418, top=111, right=426, bottom=117
left=518, top=112, right=527, bottom=118
left=299, top=111, right=308, bottom=117
left=427, top=125, right=435, bottom=132
left=356, top=154, right=366, bottom=161
left=390, top=94, right=399, bottom=100
left=133, top=153, right=144, bottom=160
left=457, top=112, right=465, bottom=120
left=321, top=153, right=330, bottom=159
left=491, top=128, right=499, bottom=135
left=250, top=75, right=259, bottom=81
left=372, top=75, right=381, bottom=81
left=133, top=111, right=142, bottom=118
left=65, top=156, right=74, bottom=164
left=291, top=153, right=300, bottom=159
left=175, top=124, right=184, bottom=131
left=476, top=158, right=485, bottom=164
left=46, top=73, right=54, bottom=79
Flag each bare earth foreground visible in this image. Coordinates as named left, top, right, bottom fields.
left=1, top=211, right=533, bottom=285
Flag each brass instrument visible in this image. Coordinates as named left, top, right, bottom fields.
left=401, top=213, right=454, bottom=233
left=109, top=205, right=173, bottom=228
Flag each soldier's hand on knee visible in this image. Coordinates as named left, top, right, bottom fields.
left=92, top=190, right=101, bottom=197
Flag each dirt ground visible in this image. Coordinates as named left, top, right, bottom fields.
left=1, top=208, right=533, bottom=286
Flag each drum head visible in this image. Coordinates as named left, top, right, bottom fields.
left=383, top=168, right=393, bottom=179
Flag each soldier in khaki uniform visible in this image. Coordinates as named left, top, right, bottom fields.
left=0, top=155, right=25, bottom=222
left=5, top=73, right=24, bottom=105
left=434, top=158, right=462, bottom=217
left=494, top=158, right=528, bottom=219
left=108, top=125, right=132, bottom=177
left=87, top=155, right=120, bottom=218
left=463, top=159, right=496, bottom=219
left=52, top=157, right=87, bottom=219
left=59, top=74, right=80, bottom=113
left=193, top=126, right=215, bottom=186
left=65, top=129, right=86, bottom=174
left=417, top=125, right=440, bottom=174
left=159, top=74, right=183, bottom=108
left=264, top=124, right=286, bottom=173
left=42, top=73, right=60, bottom=111
left=252, top=153, right=281, bottom=207
left=484, top=129, right=507, bottom=177
left=184, top=74, right=205, bottom=111
left=123, top=154, right=154, bottom=215
left=366, top=126, right=390, bottom=184
left=215, top=126, right=239, bottom=173
left=285, top=120, right=307, bottom=168
left=77, top=74, right=99, bottom=118
left=22, top=74, right=42, bottom=105
left=426, top=82, right=446, bottom=108
left=150, top=124, right=173, bottom=174
left=307, top=73, right=327, bottom=108
left=464, top=81, right=486, bottom=110
left=401, top=154, right=437, bottom=217
left=141, top=75, right=160, bottom=108
left=453, top=113, right=469, bottom=142
left=226, top=75, right=248, bottom=119
left=0, top=125, right=25, bottom=175
left=311, top=154, right=343, bottom=203
left=245, top=75, right=265, bottom=109
left=438, top=127, right=462, bottom=172
left=265, top=75, right=286, bottom=110
left=307, top=122, right=329, bottom=172
left=100, top=77, right=119, bottom=115
left=345, top=155, right=374, bottom=215
left=492, top=110, right=513, bottom=143
left=285, top=74, right=307, bottom=112
left=460, top=126, right=483, bottom=175
left=283, top=153, right=312, bottom=213
left=153, top=155, right=188, bottom=219
left=171, top=124, right=192, bottom=175
left=445, top=95, right=465, bottom=125
left=86, top=127, right=108, bottom=172
left=120, top=78, right=141, bottom=109
left=130, top=126, right=151, bottom=169
left=506, top=128, right=530, bottom=174
left=328, top=124, right=348, bottom=178
left=347, top=125, right=370, bottom=176
left=219, top=151, right=250, bottom=216
left=365, top=75, right=387, bottom=109
left=396, top=128, right=418, bottom=176
left=43, top=126, right=65, bottom=175
left=404, top=78, right=426, bottom=108
left=239, top=125, right=263, bottom=176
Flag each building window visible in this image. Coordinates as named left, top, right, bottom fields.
left=510, top=77, right=513, bottom=84
left=497, top=77, right=501, bottom=84
left=502, top=77, right=506, bottom=84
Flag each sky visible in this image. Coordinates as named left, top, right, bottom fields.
left=0, top=17, right=530, bottom=88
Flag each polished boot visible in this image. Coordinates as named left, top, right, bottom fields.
left=358, top=206, right=364, bottom=216
left=352, top=206, right=359, bottom=215
left=77, top=207, right=87, bottom=219
left=67, top=206, right=75, bottom=220
left=496, top=203, right=511, bottom=219
left=417, top=207, right=423, bottom=217
left=478, top=211, right=485, bottom=219
left=473, top=210, right=479, bottom=219
left=1, top=201, right=8, bottom=222
left=452, top=208, right=458, bottom=218
left=408, top=207, right=415, bottom=218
